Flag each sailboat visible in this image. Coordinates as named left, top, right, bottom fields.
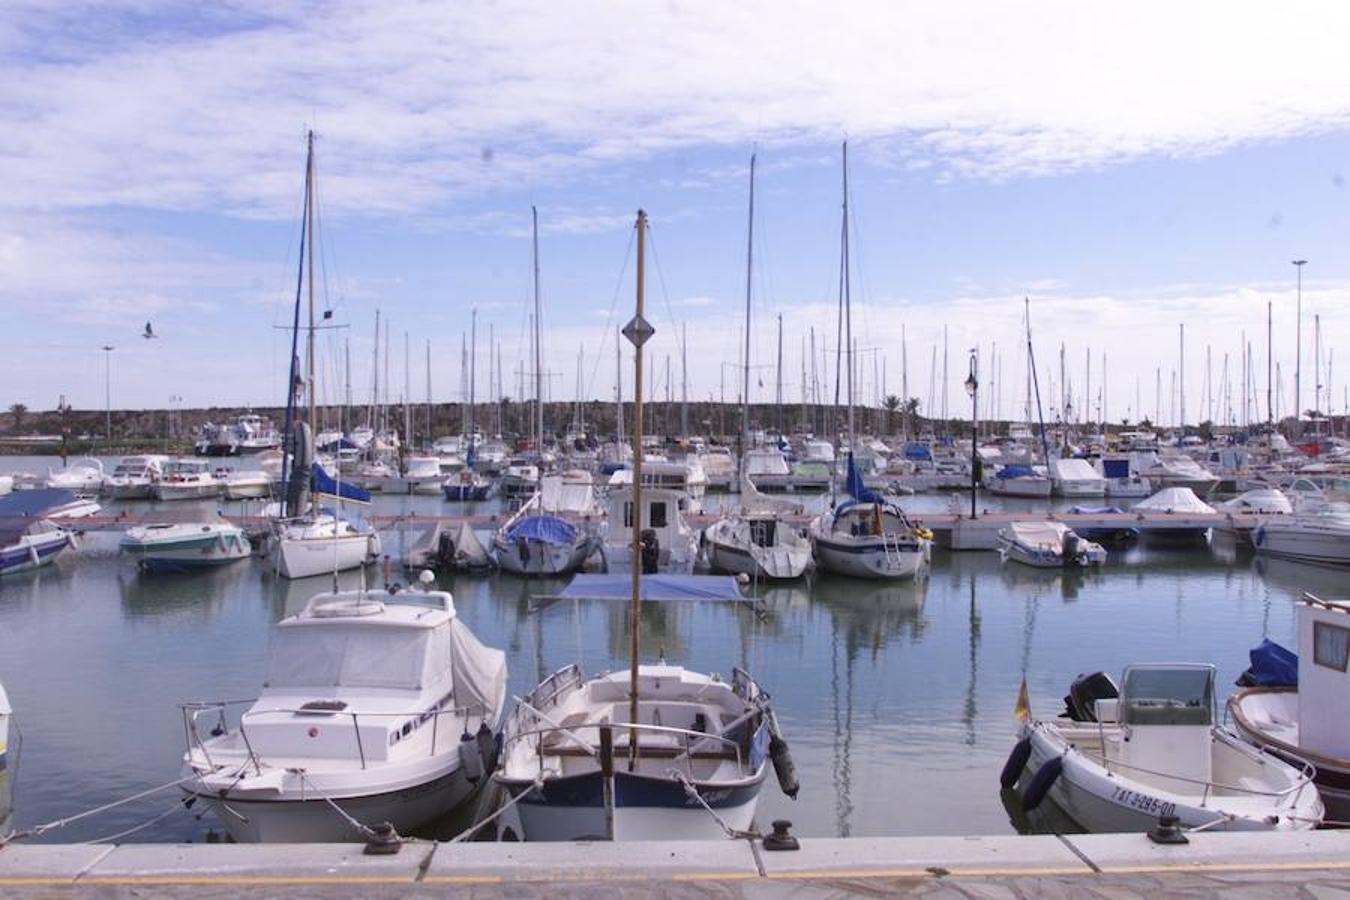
left=493, top=210, right=598, bottom=576
left=809, top=143, right=932, bottom=580
left=268, top=132, right=382, bottom=581
left=493, top=210, right=796, bottom=840
left=703, top=153, right=812, bottom=581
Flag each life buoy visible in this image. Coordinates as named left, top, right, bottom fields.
left=1021, top=755, right=1063, bottom=812
left=1000, top=736, right=1032, bottom=789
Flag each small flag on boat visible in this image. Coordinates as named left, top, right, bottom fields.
left=1013, top=676, right=1030, bottom=721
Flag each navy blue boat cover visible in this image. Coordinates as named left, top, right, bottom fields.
left=845, top=452, right=882, bottom=504
left=0, top=488, right=76, bottom=517
left=996, top=464, right=1036, bottom=478
left=558, top=574, right=746, bottom=602
left=1101, top=458, right=1131, bottom=478
left=1246, top=639, right=1298, bottom=687
left=311, top=463, right=371, bottom=503
left=504, top=515, right=577, bottom=545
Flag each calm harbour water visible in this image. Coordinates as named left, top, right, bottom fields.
left=0, top=454, right=1342, bottom=842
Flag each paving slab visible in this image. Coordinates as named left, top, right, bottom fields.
left=422, top=838, right=760, bottom=882
left=756, top=834, right=1090, bottom=879
left=1067, top=829, right=1350, bottom=873
left=84, top=841, right=433, bottom=881
left=0, top=844, right=115, bottom=880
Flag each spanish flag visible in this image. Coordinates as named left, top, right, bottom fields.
left=1013, top=676, right=1031, bottom=722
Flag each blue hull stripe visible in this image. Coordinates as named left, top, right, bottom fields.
left=505, top=768, right=763, bottom=810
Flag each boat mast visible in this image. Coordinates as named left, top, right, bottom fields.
left=532, top=207, right=544, bottom=458
left=279, top=131, right=312, bottom=518
left=469, top=308, right=477, bottom=461
left=842, top=142, right=854, bottom=447
left=628, top=209, right=649, bottom=767
left=741, top=153, right=755, bottom=470
left=615, top=326, right=623, bottom=439
left=304, top=131, right=317, bottom=515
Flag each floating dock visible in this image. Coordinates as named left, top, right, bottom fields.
left=1, top=831, right=1348, bottom=897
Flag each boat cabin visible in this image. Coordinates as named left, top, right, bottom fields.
left=1299, top=595, right=1350, bottom=760
left=1110, top=664, right=1216, bottom=791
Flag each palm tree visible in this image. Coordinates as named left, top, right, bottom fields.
left=8, top=402, right=27, bottom=432
left=883, top=394, right=901, bottom=433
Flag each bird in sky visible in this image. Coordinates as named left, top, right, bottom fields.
left=143, top=321, right=157, bottom=339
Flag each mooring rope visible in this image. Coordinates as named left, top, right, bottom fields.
left=446, top=775, right=545, bottom=843
left=0, top=775, right=194, bottom=845
left=292, top=770, right=379, bottom=840
left=666, top=768, right=759, bottom=841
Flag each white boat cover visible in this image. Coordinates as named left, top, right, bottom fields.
left=453, top=522, right=492, bottom=568
left=739, top=471, right=804, bottom=515
left=1219, top=489, right=1293, bottom=515
left=450, top=618, right=507, bottom=714
left=1134, top=487, right=1216, bottom=514
left=538, top=475, right=599, bottom=515
left=1049, top=458, right=1102, bottom=483
left=1003, top=520, right=1071, bottom=548
left=0, top=681, right=10, bottom=716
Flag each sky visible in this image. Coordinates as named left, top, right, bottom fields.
left=2, top=0, right=1349, bottom=427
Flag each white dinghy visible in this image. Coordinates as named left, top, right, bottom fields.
left=1005, top=664, right=1322, bottom=833
left=998, top=521, right=1106, bottom=569
left=180, top=586, right=507, bottom=842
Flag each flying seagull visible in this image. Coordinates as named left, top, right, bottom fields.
left=143, top=321, right=157, bottom=339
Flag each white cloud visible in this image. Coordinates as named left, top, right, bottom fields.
left=4, top=1, right=1350, bottom=216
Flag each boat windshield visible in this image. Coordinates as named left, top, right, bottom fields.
left=1119, top=665, right=1214, bottom=726
left=264, top=625, right=431, bottom=690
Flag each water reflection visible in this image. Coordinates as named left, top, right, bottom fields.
left=118, top=562, right=249, bottom=620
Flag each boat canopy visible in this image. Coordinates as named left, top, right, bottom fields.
left=556, top=573, right=746, bottom=603
left=0, top=488, right=78, bottom=518
left=902, top=442, right=933, bottom=461
left=1134, top=487, right=1216, bottom=515
left=1242, top=638, right=1298, bottom=688
left=996, top=464, right=1038, bottom=479
left=1100, top=458, right=1131, bottom=478
left=504, top=515, right=577, bottom=545
left=311, top=462, right=371, bottom=503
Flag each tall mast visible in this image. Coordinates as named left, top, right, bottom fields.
left=425, top=338, right=432, bottom=441
left=776, top=313, right=784, bottom=436
left=842, top=141, right=854, bottom=445
left=615, top=326, right=624, bottom=438
left=628, top=209, right=649, bottom=764
left=469, top=308, right=478, bottom=442
left=403, top=331, right=411, bottom=449
left=369, top=309, right=379, bottom=430
left=532, top=207, right=544, bottom=455
left=1267, top=301, right=1273, bottom=428
left=305, top=131, right=317, bottom=438
left=741, top=153, right=755, bottom=462
left=1179, top=323, right=1186, bottom=430
left=680, top=323, right=688, bottom=438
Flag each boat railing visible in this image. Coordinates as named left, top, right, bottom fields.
left=181, top=698, right=493, bottom=773
left=1069, top=724, right=1317, bottom=806
left=521, top=664, right=585, bottom=714
left=506, top=720, right=751, bottom=782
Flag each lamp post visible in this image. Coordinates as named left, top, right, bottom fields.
left=964, top=350, right=978, bottom=520
left=1293, top=259, right=1306, bottom=425
left=101, top=345, right=115, bottom=440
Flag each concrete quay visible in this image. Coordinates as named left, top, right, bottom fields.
left=1, top=830, right=1348, bottom=898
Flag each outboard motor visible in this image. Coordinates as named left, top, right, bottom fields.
left=435, top=532, right=456, bottom=572
left=1061, top=529, right=1080, bottom=564
left=1060, top=671, right=1118, bottom=722
left=640, top=528, right=660, bottom=574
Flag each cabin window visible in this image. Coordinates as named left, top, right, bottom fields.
left=1313, top=622, right=1350, bottom=672
left=623, top=502, right=633, bottom=528
left=650, top=502, right=668, bottom=528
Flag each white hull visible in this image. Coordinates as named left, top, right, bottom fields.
left=1054, top=481, right=1107, bottom=498
left=986, top=479, right=1053, bottom=498
left=276, top=532, right=379, bottom=579
left=107, top=480, right=155, bottom=500
left=154, top=482, right=221, bottom=501
left=706, top=539, right=811, bottom=580
left=1253, top=523, right=1350, bottom=567
left=510, top=788, right=759, bottom=842
left=812, top=537, right=929, bottom=579
left=223, top=478, right=272, bottom=500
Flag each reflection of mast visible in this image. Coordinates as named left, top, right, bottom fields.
left=963, top=578, right=981, bottom=747
left=829, top=620, right=855, bottom=837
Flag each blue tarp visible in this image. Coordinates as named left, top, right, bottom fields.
left=311, top=463, right=371, bottom=503
left=903, top=442, right=933, bottom=461
left=557, top=573, right=747, bottom=602
left=1101, top=459, right=1131, bottom=478
left=318, top=437, right=359, bottom=452
left=996, top=464, right=1036, bottom=479
left=0, top=488, right=76, bottom=518
left=504, top=515, right=577, bottom=545
left=1246, top=639, right=1298, bottom=687
left=845, top=452, right=882, bottom=504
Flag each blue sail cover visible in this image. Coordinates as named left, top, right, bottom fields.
left=558, top=574, right=746, bottom=602
left=311, top=463, right=371, bottom=503
left=996, top=464, right=1037, bottom=479
left=0, top=488, right=77, bottom=518
left=845, top=453, right=882, bottom=504
left=1245, top=639, right=1298, bottom=687
left=505, top=515, right=577, bottom=545
left=903, top=442, right=933, bottom=461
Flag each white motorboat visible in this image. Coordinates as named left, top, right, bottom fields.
left=743, top=447, right=791, bottom=493
left=388, top=455, right=444, bottom=495
left=1133, top=486, right=1217, bottom=515
left=608, top=458, right=708, bottom=505
left=221, top=469, right=272, bottom=500
left=698, top=447, right=736, bottom=492
left=495, top=662, right=790, bottom=841
left=104, top=455, right=169, bottom=499
left=998, top=521, right=1106, bottom=568
left=121, top=519, right=251, bottom=572
left=180, top=587, right=507, bottom=842
left=602, top=484, right=699, bottom=574
left=153, top=459, right=222, bottom=501
left=1252, top=509, right=1350, bottom=567
left=1007, top=664, right=1322, bottom=833
left=0, top=518, right=72, bottom=575
left=1135, top=453, right=1220, bottom=498
left=1049, top=458, right=1107, bottom=498
left=810, top=456, right=932, bottom=581
left=1229, top=593, right=1350, bottom=821
left=499, top=460, right=541, bottom=503
left=1219, top=489, right=1293, bottom=516
left=352, top=458, right=397, bottom=492
left=45, top=457, right=104, bottom=493
left=983, top=465, right=1053, bottom=498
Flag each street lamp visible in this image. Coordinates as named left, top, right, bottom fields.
left=101, top=345, right=115, bottom=440
left=1290, top=256, right=1301, bottom=426
left=964, top=350, right=978, bottom=520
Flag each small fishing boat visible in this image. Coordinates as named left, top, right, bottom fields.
left=1229, top=593, right=1350, bottom=821
left=998, top=521, right=1106, bottom=568
left=180, top=586, right=507, bottom=842
left=1005, top=664, right=1322, bottom=833
left=442, top=469, right=493, bottom=502
left=121, top=518, right=251, bottom=572
left=153, top=458, right=222, bottom=501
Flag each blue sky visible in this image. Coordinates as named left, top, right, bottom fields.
left=2, top=1, right=1348, bottom=426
